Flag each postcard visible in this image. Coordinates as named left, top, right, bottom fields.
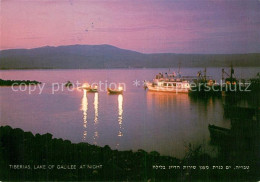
left=0, top=0, right=259, bottom=181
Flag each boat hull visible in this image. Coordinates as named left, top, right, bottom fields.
left=88, top=89, right=98, bottom=92
left=82, top=87, right=98, bottom=92
left=107, top=88, right=123, bottom=94
left=208, top=124, right=231, bottom=141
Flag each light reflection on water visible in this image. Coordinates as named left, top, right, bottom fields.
left=118, top=94, right=123, bottom=137
left=81, top=91, right=100, bottom=144
left=0, top=68, right=259, bottom=158
left=116, top=94, right=124, bottom=149
left=93, top=92, right=99, bottom=145
left=80, top=91, right=124, bottom=147
left=81, top=89, right=88, bottom=141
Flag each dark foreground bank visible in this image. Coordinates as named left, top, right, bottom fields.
left=0, top=125, right=259, bottom=181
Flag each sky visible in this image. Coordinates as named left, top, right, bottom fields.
left=0, top=0, right=260, bottom=54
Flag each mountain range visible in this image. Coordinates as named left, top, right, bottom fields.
left=0, top=44, right=260, bottom=69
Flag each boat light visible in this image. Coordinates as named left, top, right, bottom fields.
left=82, top=83, right=89, bottom=88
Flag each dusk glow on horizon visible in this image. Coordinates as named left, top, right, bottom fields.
left=1, top=0, right=260, bottom=54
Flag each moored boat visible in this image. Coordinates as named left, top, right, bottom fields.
left=107, top=86, right=123, bottom=94
left=65, top=81, right=73, bottom=87
left=81, top=83, right=91, bottom=90
left=146, top=72, right=191, bottom=93
left=88, top=85, right=98, bottom=92
left=221, top=65, right=250, bottom=96
left=188, top=68, right=221, bottom=96
left=81, top=83, right=98, bottom=92
left=208, top=124, right=231, bottom=139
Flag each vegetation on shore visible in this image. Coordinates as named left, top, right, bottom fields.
left=0, top=79, right=41, bottom=86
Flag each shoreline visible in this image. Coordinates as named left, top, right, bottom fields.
left=0, top=79, right=41, bottom=86
left=0, top=125, right=259, bottom=181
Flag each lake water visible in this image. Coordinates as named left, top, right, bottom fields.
left=0, top=67, right=259, bottom=158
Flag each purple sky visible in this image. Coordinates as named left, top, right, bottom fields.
left=1, top=0, right=260, bottom=53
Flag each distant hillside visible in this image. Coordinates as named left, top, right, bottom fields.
left=0, top=44, right=260, bottom=69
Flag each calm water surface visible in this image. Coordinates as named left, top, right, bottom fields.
left=0, top=68, right=259, bottom=158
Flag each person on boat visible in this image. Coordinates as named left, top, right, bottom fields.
left=177, top=72, right=181, bottom=78
left=157, top=73, right=162, bottom=79
left=165, top=72, right=168, bottom=78
left=197, top=71, right=202, bottom=78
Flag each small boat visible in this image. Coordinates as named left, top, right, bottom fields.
left=107, top=86, right=123, bottom=94
left=81, top=83, right=98, bottom=92
left=208, top=124, right=231, bottom=139
left=223, top=104, right=258, bottom=120
left=81, top=83, right=91, bottom=90
left=65, top=81, right=73, bottom=87
left=88, top=85, right=98, bottom=92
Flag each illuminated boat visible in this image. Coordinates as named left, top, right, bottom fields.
left=81, top=83, right=98, bottom=92
left=220, top=65, right=250, bottom=96
left=188, top=68, right=221, bottom=96
left=81, top=83, right=91, bottom=90
left=107, top=86, right=123, bottom=94
left=88, top=85, right=98, bottom=92
left=146, top=73, right=190, bottom=93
